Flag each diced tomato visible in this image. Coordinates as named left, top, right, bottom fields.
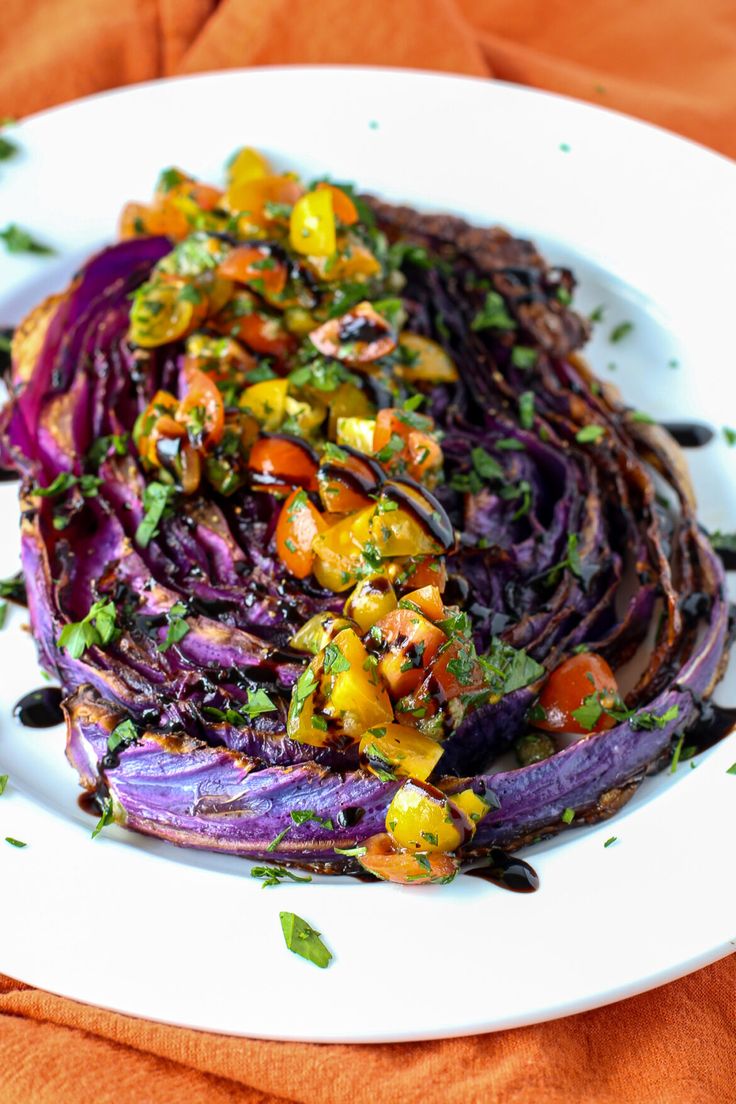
left=309, top=302, right=396, bottom=366
left=221, top=305, right=297, bottom=359
left=399, top=557, right=448, bottom=593
left=356, top=833, right=458, bottom=885
left=431, top=638, right=486, bottom=700
left=275, top=489, right=327, bottom=578
left=372, top=608, right=447, bottom=699
left=226, top=175, right=304, bottom=225
left=248, top=436, right=319, bottom=493
left=535, top=653, right=618, bottom=735
left=399, top=585, right=444, bottom=622
left=373, top=408, right=443, bottom=483
left=316, top=451, right=381, bottom=513
left=179, top=366, right=225, bottom=450
left=315, top=183, right=359, bottom=225
left=218, top=245, right=288, bottom=299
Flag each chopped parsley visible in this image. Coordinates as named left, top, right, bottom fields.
left=244, top=688, right=277, bottom=718
left=518, top=391, right=535, bottom=430
left=251, top=864, right=312, bottom=888
left=290, top=809, right=334, bottom=830
left=290, top=667, right=319, bottom=718
left=31, top=471, right=101, bottom=498
left=0, top=775, right=7, bottom=795
left=158, top=602, right=190, bottom=652
left=561, top=807, right=575, bottom=824
left=609, top=321, right=634, bottom=343
left=480, top=638, right=545, bottom=698
left=107, top=718, right=137, bottom=754
left=511, top=346, right=538, bottom=370
left=575, top=424, right=606, bottom=444
left=471, top=291, right=516, bottom=332
left=279, top=911, right=333, bottom=969
left=723, top=427, right=736, bottom=447
left=86, top=433, right=128, bottom=468
left=323, top=642, right=350, bottom=675
left=135, top=481, right=176, bottom=548
left=57, top=599, right=117, bottom=659
left=603, top=836, right=617, bottom=848
left=5, top=837, right=26, bottom=848
left=0, top=223, right=55, bottom=255
left=91, top=797, right=114, bottom=839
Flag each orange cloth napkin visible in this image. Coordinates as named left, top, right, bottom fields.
left=1, top=2, right=735, bottom=1100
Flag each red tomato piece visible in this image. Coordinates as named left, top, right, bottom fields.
left=399, top=585, right=444, bottom=622
left=225, top=309, right=297, bottom=359
left=373, top=608, right=447, bottom=699
left=218, top=246, right=288, bottom=298
left=431, top=638, right=486, bottom=701
left=275, top=489, right=327, bottom=578
left=248, top=436, right=319, bottom=492
left=535, top=653, right=619, bottom=735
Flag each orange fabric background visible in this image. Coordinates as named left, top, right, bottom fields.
left=1, top=2, right=735, bottom=1101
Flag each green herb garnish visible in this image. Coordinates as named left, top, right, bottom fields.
left=279, top=911, right=333, bottom=969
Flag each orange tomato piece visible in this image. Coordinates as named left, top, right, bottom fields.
left=399, top=558, right=448, bottom=593
left=218, top=246, right=288, bottom=298
left=535, top=653, right=618, bottom=735
left=308, top=302, right=396, bottom=366
left=179, top=366, right=225, bottom=450
left=372, top=608, right=447, bottom=699
left=431, top=638, right=486, bottom=701
left=248, top=436, right=319, bottom=492
left=356, top=833, right=458, bottom=885
left=315, top=183, right=359, bottom=225
left=373, top=408, right=443, bottom=482
left=316, top=451, right=381, bottom=513
left=275, top=489, right=328, bottom=578
left=223, top=307, right=297, bottom=359
left=399, top=585, right=444, bottom=622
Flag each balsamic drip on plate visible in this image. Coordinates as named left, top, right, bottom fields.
left=0, top=468, right=19, bottom=483
left=715, top=547, right=736, bottom=571
left=77, top=790, right=102, bottom=816
left=13, top=687, right=64, bottom=728
left=689, top=701, right=736, bottom=752
left=661, top=421, right=714, bottom=448
left=465, top=848, right=540, bottom=893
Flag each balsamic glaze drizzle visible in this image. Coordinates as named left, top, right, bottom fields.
left=13, top=687, right=64, bottom=728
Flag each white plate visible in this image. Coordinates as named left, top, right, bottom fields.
left=0, top=68, right=735, bottom=1043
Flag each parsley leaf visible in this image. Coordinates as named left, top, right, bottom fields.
left=58, top=599, right=117, bottom=659
left=91, top=797, right=114, bottom=839
left=158, top=602, right=190, bottom=652
left=107, top=718, right=137, bottom=754
left=480, top=639, right=545, bottom=697
left=518, top=391, right=535, bottom=430
left=323, top=642, right=350, bottom=675
left=575, top=424, right=606, bottom=444
left=5, top=837, right=26, bottom=848
left=609, top=321, right=634, bottom=343
left=279, top=911, right=333, bottom=969
left=243, top=688, right=277, bottom=718
left=135, top=481, right=176, bottom=548
left=251, top=864, right=312, bottom=888
left=471, top=291, right=516, bottom=332
left=0, top=223, right=55, bottom=255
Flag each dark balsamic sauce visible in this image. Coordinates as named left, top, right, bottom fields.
left=715, top=547, right=736, bottom=571
left=77, top=791, right=102, bottom=816
left=0, top=468, right=19, bottom=483
left=382, top=477, right=455, bottom=550
left=660, top=421, right=714, bottom=448
left=689, top=701, right=736, bottom=753
left=13, top=687, right=64, bottom=728
left=465, top=848, right=540, bottom=893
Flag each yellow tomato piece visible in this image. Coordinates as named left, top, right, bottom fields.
left=397, top=334, right=459, bottom=383
left=356, top=833, right=458, bottom=885
left=327, top=383, right=374, bottom=439
left=238, top=378, right=288, bottom=431
left=344, top=576, right=397, bottom=634
left=359, top=723, right=443, bottom=782
left=284, top=307, right=318, bottom=337
left=290, top=189, right=336, bottom=257
left=311, top=505, right=375, bottom=592
left=284, top=395, right=326, bottom=434
left=445, top=788, right=492, bottom=826
left=290, top=613, right=356, bottom=654
left=324, top=628, right=393, bottom=738
left=336, top=417, right=376, bottom=454
left=386, top=779, right=470, bottom=853
left=128, top=284, right=197, bottom=348
left=368, top=506, right=443, bottom=558
left=227, top=146, right=271, bottom=188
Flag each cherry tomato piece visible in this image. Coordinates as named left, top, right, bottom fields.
left=179, top=366, right=225, bottom=450
left=535, top=653, right=619, bottom=735
left=431, top=638, right=486, bottom=700
left=309, top=302, right=396, bottom=365
left=356, top=833, right=458, bottom=885
left=275, top=489, right=328, bottom=578
left=399, top=585, right=444, bottom=622
left=315, top=183, right=359, bottom=225
left=218, top=245, right=288, bottom=298
left=248, top=436, right=319, bottom=492
left=372, top=608, right=447, bottom=699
